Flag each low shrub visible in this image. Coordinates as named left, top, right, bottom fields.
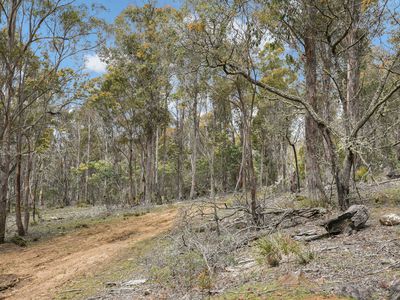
left=148, top=248, right=212, bottom=291
left=355, top=166, right=369, bottom=182
left=10, top=235, right=27, bottom=247
left=255, top=233, right=314, bottom=267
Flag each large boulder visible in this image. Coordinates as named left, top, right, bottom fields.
left=323, top=205, right=369, bottom=235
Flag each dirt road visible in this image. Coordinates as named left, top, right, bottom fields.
left=0, top=208, right=177, bottom=300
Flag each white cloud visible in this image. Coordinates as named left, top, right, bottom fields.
left=84, top=54, right=107, bottom=73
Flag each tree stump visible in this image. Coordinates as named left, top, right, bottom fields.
left=323, top=205, right=369, bottom=235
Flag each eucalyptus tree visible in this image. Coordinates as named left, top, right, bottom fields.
left=184, top=0, right=400, bottom=210
left=0, top=0, right=103, bottom=242
left=96, top=4, right=179, bottom=204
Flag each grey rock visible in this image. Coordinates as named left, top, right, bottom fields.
left=123, top=279, right=147, bottom=286
left=380, top=214, right=400, bottom=226
left=340, top=284, right=372, bottom=300
left=324, top=205, right=369, bottom=234
left=390, top=279, right=400, bottom=300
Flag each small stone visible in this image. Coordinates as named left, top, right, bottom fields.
left=381, top=258, right=396, bottom=265
left=124, top=279, right=147, bottom=286
left=105, top=282, right=117, bottom=287
left=340, top=285, right=372, bottom=300
left=380, top=214, right=400, bottom=226
left=389, top=279, right=400, bottom=300
left=144, top=290, right=151, bottom=296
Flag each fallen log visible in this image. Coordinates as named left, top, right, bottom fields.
left=259, top=207, right=327, bottom=229
left=323, top=205, right=369, bottom=235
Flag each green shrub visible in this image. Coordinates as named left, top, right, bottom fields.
left=296, top=249, right=315, bottom=265
left=149, top=266, right=173, bottom=286
left=255, top=233, right=314, bottom=267
left=148, top=249, right=212, bottom=291
left=256, top=237, right=282, bottom=266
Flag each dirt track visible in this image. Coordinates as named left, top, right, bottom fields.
left=0, top=208, right=177, bottom=300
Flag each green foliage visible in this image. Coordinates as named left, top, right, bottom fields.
left=73, top=160, right=115, bottom=183
left=355, top=165, right=368, bottom=182
left=296, top=249, right=315, bottom=265
left=36, top=128, right=54, bottom=154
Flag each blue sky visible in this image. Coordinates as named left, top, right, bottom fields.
left=79, top=0, right=182, bottom=76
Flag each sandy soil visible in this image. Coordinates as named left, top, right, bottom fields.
left=0, top=208, right=177, bottom=300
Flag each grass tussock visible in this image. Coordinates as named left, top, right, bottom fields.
left=371, top=187, right=400, bottom=206
left=255, top=233, right=315, bottom=267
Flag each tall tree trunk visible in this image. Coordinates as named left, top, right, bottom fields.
left=39, top=184, right=44, bottom=207
left=304, top=5, right=327, bottom=202
left=155, top=127, right=159, bottom=202
left=288, top=139, right=301, bottom=193
left=321, top=0, right=362, bottom=210
left=76, top=122, right=81, bottom=203
left=140, top=147, right=145, bottom=203
left=342, top=0, right=362, bottom=206
left=0, top=0, right=21, bottom=243
left=280, top=141, right=287, bottom=190
left=160, top=128, right=167, bottom=202
left=63, top=154, right=69, bottom=206
left=235, top=121, right=246, bottom=192
left=15, top=133, right=25, bottom=236
left=32, top=165, right=39, bottom=223
left=85, top=116, right=91, bottom=204
left=128, top=139, right=136, bottom=205
left=259, top=141, right=265, bottom=187
left=246, top=127, right=258, bottom=223
left=144, top=133, right=154, bottom=204
left=0, top=125, right=11, bottom=243
left=190, top=94, right=198, bottom=199
left=236, top=80, right=258, bottom=222
left=177, top=107, right=184, bottom=201
left=23, top=150, right=33, bottom=233
left=209, top=143, right=215, bottom=200
left=321, top=128, right=352, bottom=210
left=347, top=0, right=361, bottom=126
